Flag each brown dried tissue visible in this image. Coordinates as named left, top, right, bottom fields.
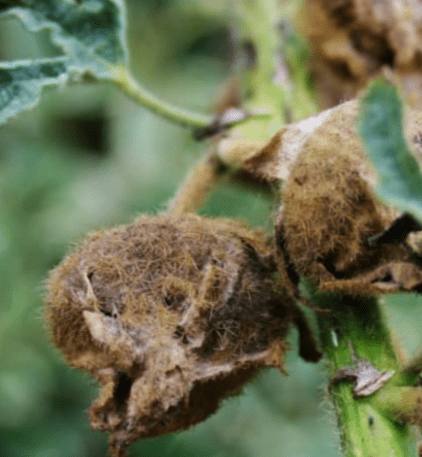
left=46, top=214, right=296, bottom=456
left=302, top=0, right=422, bottom=108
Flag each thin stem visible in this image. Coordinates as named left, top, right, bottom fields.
left=111, top=66, right=213, bottom=129
left=167, top=150, right=225, bottom=216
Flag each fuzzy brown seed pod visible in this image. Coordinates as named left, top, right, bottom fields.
left=300, top=0, right=422, bottom=109
left=45, top=214, right=312, bottom=457
left=280, top=100, right=422, bottom=294
left=216, top=99, right=422, bottom=294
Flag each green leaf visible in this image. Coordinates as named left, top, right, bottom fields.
left=0, top=58, right=68, bottom=123
left=357, top=79, right=422, bottom=222
left=0, top=0, right=128, bottom=125
left=0, top=0, right=128, bottom=72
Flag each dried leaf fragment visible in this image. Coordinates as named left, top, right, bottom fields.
left=45, top=214, right=300, bottom=456
left=330, top=341, right=395, bottom=397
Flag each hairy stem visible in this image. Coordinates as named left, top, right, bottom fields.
left=308, top=288, right=418, bottom=456
left=168, top=151, right=226, bottom=215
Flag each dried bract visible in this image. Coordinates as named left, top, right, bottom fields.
left=45, top=214, right=300, bottom=456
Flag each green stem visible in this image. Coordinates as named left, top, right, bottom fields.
left=234, top=0, right=287, bottom=140
left=109, top=1, right=316, bottom=133
left=308, top=289, right=418, bottom=456
left=111, top=67, right=213, bottom=129
left=231, top=0, right=318, bottom=144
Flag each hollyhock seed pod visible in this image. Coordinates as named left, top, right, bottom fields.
left=45, top=213, right=311, bottom=456
left=217, top=99, right=422, bottom=294
left=301, top=0, right=422, bottom=109
left=280, top=100, right=422, bottom=294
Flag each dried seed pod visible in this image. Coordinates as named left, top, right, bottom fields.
left=300, top=0, right=422, bottom=108
left=280, top=100, right=422, bottom=293
left=216, top=99, right=422, bottom=294
left=46, top=214, right=312, bottom=457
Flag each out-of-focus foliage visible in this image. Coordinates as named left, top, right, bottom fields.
left=1, top=1, right=421, bottom=456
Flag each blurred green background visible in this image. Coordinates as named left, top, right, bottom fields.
left=1, top=1, right=422, bottom=456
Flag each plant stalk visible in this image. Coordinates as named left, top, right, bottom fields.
left=308, top=288, right=418, bottom=456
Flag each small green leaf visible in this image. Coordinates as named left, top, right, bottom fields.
left=0, top=0, right=128, bottom=124
left=0, top=58, right=68, bottom=123
left=357, top=79, right=422, bottom=222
